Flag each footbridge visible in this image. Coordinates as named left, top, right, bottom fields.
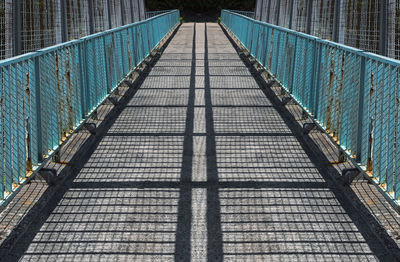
left=0, top=9, right=400, bottom=261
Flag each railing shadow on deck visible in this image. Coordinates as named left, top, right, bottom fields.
left=0, top=22, right=399, bottom=262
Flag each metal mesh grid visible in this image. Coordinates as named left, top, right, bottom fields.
left=388, top=0, right=400, bottom=59
left=278, top=0, right=291, bottom=28
left=122, top=0, right=133, bottom=24
left=20, top=0, right=62, bottom=54
left=292, top=0, right=308, bottom=33
left=268, top=0, right=279, bottom=25
left=310, top=0, right=335, bottom=40
left=132, top=0, right=141, bottom=22
left=0, top=0, right=12, bottom=60
left=65, top=0, right=90, bottom=40
left=221, top=9, right=400, bottom=201
left=0, top=10, right=179, bottom=203
left=93, top=0, right=109, bottom=33
left=109, top=0, right=122, bottom=28
left=341, top=0, right=380, bottom=53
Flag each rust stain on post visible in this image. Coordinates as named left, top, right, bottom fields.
left=334, top=53, right=346, bottom=142
left=55, top=53, right=64, bottom=142
left=325, top=53, right=335, bottom=132
left=25, top=72, right=32, bottom=172
left=367, top=72, right=375, bottom=172
left=126, top=30, right=133, bottom=70
left=65, top=58, right=74, bottom=134
left=268, top=30, right=274, bottom=69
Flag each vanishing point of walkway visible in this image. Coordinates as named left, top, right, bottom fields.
left=1, top=23, right=399, bottom=261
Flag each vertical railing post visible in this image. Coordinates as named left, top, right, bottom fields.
left=275, top=0, right=281, bottom=26
left=139, top=0, right=145, bottom=21
left=34, top=56, right=43, bottom=163
left=332, top=0, right=341, bottom=42
left=130, top=0, right=135, bottom=23
left=266, top=0, right=272, bottom=23
left=311, top=41, right=322, bottom=118
left=88, top=0, right=95, bottom=34
left=289, top=36, right=298, bottom=94
left=120, top=0, right=126, bottom=25
left=379, top=0, right=388, bottom=56
left=78, top=42, right=87, bottom=118
left=288, top=0, right=294, bottom=29
left=356, top=56, right=366, bottom=162
left=12, top=0, right=21, bottom=56
left=60, top=0, right=68, bottom=42
left=306, top=0, right=313, bottom=35
left=107, top=0, right=113, bottom=29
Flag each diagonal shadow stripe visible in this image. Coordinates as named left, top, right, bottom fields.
left=204, top=23, right=224, bottom=262
left=174, top=23, right=196, bottom=261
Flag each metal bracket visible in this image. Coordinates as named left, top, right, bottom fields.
left=280, top=87, right=287, bottom=96
left=301, top=109, right=308, bottom=120
left=340, top=168, right=361, bottom=186
left=338, top=150, right=347, bottom=163
left=113, top=87, right=120, bottom=96
left=265, top=79, right=276, bottom=89
left=91, top=109, right=98, bottom=121
left=303, top=122, right=318, bottom=135
left=123, top=79, right=135, bottom=89
left=83, top=123, right=97, bottom=135
left=37, top=168, right=57, bottom=186
left=282, top=96, right=293, bottom=106
left=52, top=151, right=61, bottom=163
left=107, top=96, right=119, bottom=106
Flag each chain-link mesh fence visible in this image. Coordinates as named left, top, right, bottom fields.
left=255, top=0, right=400, bottom=60
left=0, top=9, right=179, bottom=205
left=0, top=0, right=12, bottom=58
left=222, top=8, right=400, bottom=207
left=0, top=0, right=147, bottom=61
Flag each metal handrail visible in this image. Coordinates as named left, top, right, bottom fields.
left=0, top=10, right=180, bottom=208
left=221, top=9, right=400, bottom=210
left=226, top=9, right=255, bottom=19
left=145, top=10, right=174, bottom=19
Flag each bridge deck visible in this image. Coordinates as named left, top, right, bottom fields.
left=1, top=23, right=400, bottom=261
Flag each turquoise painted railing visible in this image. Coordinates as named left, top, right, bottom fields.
left=0, top=10, right=180, bottom=206
left=221, top=10, right=400, bottom=208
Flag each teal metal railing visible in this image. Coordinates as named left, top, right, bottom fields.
left=221, top=10, right=400, bottom=208
left=0, top=10, right=180, bottom=207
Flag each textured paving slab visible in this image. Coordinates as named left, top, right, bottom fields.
left=1, top=22, right=400, bottom=262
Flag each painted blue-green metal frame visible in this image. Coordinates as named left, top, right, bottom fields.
left=0, top=10, right=180, bottom=208
left=221, top=10, right=400, bottom=209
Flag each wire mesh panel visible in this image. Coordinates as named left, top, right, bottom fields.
left=278, top=0, right=291, bottom=28
left=122, top=0, right=133, bottom=24
left=388, top=0, right=400, bottom=60
left=65, top=0, right=90, bottom=40
left=0, top=10, right=180, bottom=205
left=132, top=0, right=141, bottom=22
left=138, top=0, right=145, bottom=21
left=93, top=0, right=109, bottom=33
left=268, top=0, right=279, bottom=25
left=292, top=0, right=308, bottom=33
left=341, top=0, right=380, bottom=53
left=221, top=9, right=400, bottom=207
left=109, top=0, right=122, bottom=28
left=310, top=0, right=335, bottom=40
left=255, top=0, right=262, bottom=20
left=260, top=0, right=268, bottom=22
left=0, top=0, right=12, bottom=60
left=20, top=0, right=62, bottom=54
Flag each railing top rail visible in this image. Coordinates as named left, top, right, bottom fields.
left=0, top=10, right=179, bottom=67
left=222, top=9, right=400, bottom=67
left=221, top=9, right=400, bottom=209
